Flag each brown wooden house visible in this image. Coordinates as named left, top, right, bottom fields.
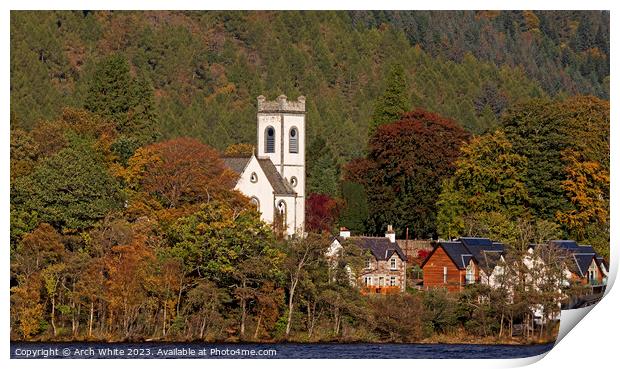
left=420, top=238, right=504, bottom=292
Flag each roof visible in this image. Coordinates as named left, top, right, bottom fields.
left=256, top=158, right=297, bottom=195
left=222, top=157, right=251, bottom=175
left=537, top=240, right=602, bottom=278
left=335, top=236, right=407, bottom=261
left=221, top=156, right=296, bottom=196
left=421, top=237, right=505, bottom=271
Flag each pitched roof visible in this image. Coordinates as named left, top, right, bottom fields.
left=256, top=158, right=297, bottom=196
left=421, top=238, right=505, bottom=271
left=221, top=157, right=251, bottom=175
left=337, top=236, right=407, bottom=261
left=541, top=240, right=601, bottom=278
left=221, top=156, right=297, bottom=196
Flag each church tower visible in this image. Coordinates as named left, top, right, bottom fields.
left=256, top=95, right=306, bottom=235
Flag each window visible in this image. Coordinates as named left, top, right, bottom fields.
left=290, top=176, right=298, bottom=187
left=588, top=262, right=598, bottom=284
left=443, top=267, right=448, bottom=284
left=364, top=276, right=372, bottom=286
left=289, top=127, right=298, bottom=153
left=265, top=126, right=275, bottom=153
left=250, top=172, right=258, bottom=183
left=390, top=257, right=396, bottom=270
left=466, top=262, right=475, bottom=284
left=250, top=197, right=260, bottom=211
left=276, top=200, right=287, bottom=228
left=365, top=258, right=372, bottom=269
left=379, top=277, right=384, bottom=286
left=390, top=276, right=396, bottom=286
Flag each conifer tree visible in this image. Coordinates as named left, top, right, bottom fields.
left=369, top=63, right=409, bottom=135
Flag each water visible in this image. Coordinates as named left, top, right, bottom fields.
left=11, top=341, right=555, bottom=359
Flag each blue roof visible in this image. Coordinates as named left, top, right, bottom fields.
left=424, top=238, right=505, bottom=271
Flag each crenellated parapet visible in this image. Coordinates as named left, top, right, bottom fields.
left=257, top=95, right=306, bottom=113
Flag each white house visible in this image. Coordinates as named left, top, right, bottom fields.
left=222, top=95, right=306, bottom=237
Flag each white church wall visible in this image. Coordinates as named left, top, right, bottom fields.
left=256, top=114, right=282, bottom=165
left=274, top=195, right=299, bottom=236
left=234, top=156, right=275, bottom=224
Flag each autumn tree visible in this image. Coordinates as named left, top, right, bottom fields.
left=125, top=137, right=238, bottom=209
left=436, top=130, right=530, bottom=242
left=305, top=193, right=340, bottom=233
left=347, top=109, right=470, bottom=238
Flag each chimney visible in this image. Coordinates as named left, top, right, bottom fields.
left=339, top=227, right=351, bottom=239
left=385, top=225, right=396, bottom=243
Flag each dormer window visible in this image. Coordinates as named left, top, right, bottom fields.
left=390, top=257, right=396, bottom=270
left=265, top=126, right=275, bottom=153
left=289, top=127, right=298, bottom=153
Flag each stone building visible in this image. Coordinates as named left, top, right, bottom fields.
left=329, top=226, right=407, bottom=294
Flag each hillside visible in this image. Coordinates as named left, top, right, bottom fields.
left=11, top=11, right=609, bottom=165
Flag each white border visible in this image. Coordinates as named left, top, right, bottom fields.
left=3, top=1, right=618, bottom=369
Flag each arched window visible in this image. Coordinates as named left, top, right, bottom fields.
left=289, top=127, right=298, bottom=153
left=290, top=176, right=298, bottom=187
left=250, top=197, right=260, bottom=211
left=250, top=172, right=258, bottom=183
left=265, top=126, right=275, bottom=153
left=276, top=200, right=287, bottom=229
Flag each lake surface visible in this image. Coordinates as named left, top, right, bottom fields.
left=11, top=341, right=555, bottom=359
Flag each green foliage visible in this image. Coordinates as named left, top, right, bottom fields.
left=165, top=201, right=281, bottom=281
left=11, top=142, right=124, bottom=232
left=84, top=54, right=159, bottom=154
left=306, top=135, right=339, bottom=197
left=339, top=181, right=368, bottom=234
left=369, top=63, right=409, bottom=135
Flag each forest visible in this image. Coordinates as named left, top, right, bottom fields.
left=10, top=11, right=609, bottom=343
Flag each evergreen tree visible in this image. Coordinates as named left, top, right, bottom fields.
left=85, top=55, right=159, bottom=162
left=369, top=63, right=409, bottom=135
left=306, top=136, right=339, bottom=197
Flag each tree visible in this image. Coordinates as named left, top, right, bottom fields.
left=84, top=54, right=159, bottom=158
left=556, top=149, right=609, bottom=240
left=369, top=63, right=409, bottom=135
left=126, top=137, right=238, bottom=209
left=283, top=233, right=329, bottom=337
left=11, top=143, right=123, bottom=232
left=339, top=181, right=369, bottom=235
left=436, top=178, right=465, bottom=240
left=12, top=223, right=65, bottom=279
left=306, top=135, right=339, bottom=197
left=436, top=130, right=530, bottom=242
left=305, top=193, right=340, bottom=233
left=224, top=143, right=255, bottom=157
left=347, top=109, right=470, bottom=238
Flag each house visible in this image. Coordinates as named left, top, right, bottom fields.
left=329, top=226, right=407, bottom=294
left=420, top=237, right=505, bottom=292
left=222, top=95, right=306, bottom=237
left=528, top=240, right=607, bottom=293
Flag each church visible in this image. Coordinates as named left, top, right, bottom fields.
left=223, top=95, right=306, bottom=237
